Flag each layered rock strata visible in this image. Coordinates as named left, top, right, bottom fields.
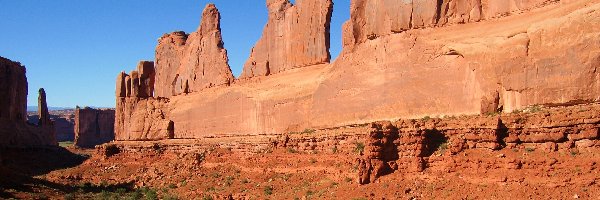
left=356, top=104, right=600, bottom=184
left=345, top=0, right=563, bottom=46
left=0, top=57, right=56, bottom=147
left=105, top=103, right=600, bottom=186
left=74, top=107, right=115, bottom=148
left=240, top=0, right=334, bottom=78
left=115, top=0, right=600, bottom=141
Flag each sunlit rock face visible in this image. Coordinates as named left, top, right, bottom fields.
left=240, top=0, right=334, bottom=79
left=115, top=1, right=600, bottom=141
left=154, top=4, right=234, bottom=98
left=74, top=107, right=115, bottom=148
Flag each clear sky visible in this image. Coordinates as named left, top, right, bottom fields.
left=0, top=0, right=350, bottom=108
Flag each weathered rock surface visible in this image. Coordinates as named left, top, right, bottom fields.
left=356, top=103, right=600, bottom=184
left=0, top=57, right=27, bottom=123
left=0, top=57, right=56, bottom=147
left=74, top=107, right=115, bottom=148
left=115, top=97, right=172, bottom=141
left=38, top=88, right=51, bottom=127
left=345, top=0, right=563, bottom=46
left=115, top=1, right=600, bottom=141
left=154, top=4, right=234, bottom=98
left=240, top=0, right=333, bottom=78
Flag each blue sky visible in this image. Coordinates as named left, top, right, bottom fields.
left=0, top=0, right=350, bottom=108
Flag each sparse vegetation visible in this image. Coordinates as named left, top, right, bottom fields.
left=287, top=147, right=299, bottom=153
left=354, top=142, right=365, bottom=154
left=210, top=172, right=221, bottom=178
left=422, top=116, right=431, bottom=121
left=525, top=147, right=535, bottom=153
left=486, top=111, right=500, bottom=117
left=344, top=177, right=353, bottom=183
left=225, top=176, right=234, bottom=186
left=264, top=186, right=273, bottom=195
left=310, top=158, right=317, bottom=164
left=437, top=142, right=449, bottom=154
left=527, top=105, right=543, bottom=113
left=301, top=128, right=316, bottom=134
left=202, top=195, right=214, bottom=200
left=570, top=150, right=579, bottom=157
left=331, top=146, right=338, bottom=153
left=59, top=141, right=74, bottom=148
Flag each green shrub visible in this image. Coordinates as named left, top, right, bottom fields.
left=354, top=142, right=365, bottom=154
left=301, top=129, right=316, bottom=134
left=168, top=183, right=177, bottom=189
left=264, top=186, right=273, bottom=195
left=144, top=188, right=158, bottom=200
left=287, top=148, right=299, bottom=153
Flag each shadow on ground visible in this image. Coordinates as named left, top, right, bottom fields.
left=0, top=147, right=91, bottom=199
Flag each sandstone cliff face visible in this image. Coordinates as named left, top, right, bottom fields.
left=115, top=97, right=171, bottom=141
left=240, top=0, right=333, bottom=78
left=116, top=60, right=172, bottom=140
left=114, top=1, right=600, bottom=141
left=74, top=107, right=115, bottom=148
left=0, top=57, right=27, bottom=123
left=0, top=57, right=56, bottom=147
left=154, top=4, right=234, bottom=98
left=345, top=0, right=562, bottom=47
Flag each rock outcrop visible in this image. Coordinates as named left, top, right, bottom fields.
left=114, top=1, right=600, bottom=141
left=115, top=97, right=171, bottom=141
left=240, top=0, right=333, bottom=78
left=0, top=57, right=27, bottom=123
left=345, top=0, right=563, bottom=47
left=356, top=103, right=600, bottom=184
left=153, top=4, right=234, bottom=98
left=0, top=57, right=56, bottom=147
left=74, top=107, right=115, bottom=148
left=38, top=89, right=51, bottom=127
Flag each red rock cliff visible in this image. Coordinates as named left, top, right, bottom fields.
left=0, top=57, right=56, bottom=147
left=74, top=107, right=115, bottom=148
left=154, top=4, right=234, bottom=98
left=240, top=0, right=333, bottom=78
left=345, top=0, right=561, bottom=46
left=114, top=0, right=600, bottom=141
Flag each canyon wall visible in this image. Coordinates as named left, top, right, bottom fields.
left=240, top=0, right=333, bottom=78
left=74, top=107, right=115, bottom=148
left=115, top=0, right=600, bottom=141
left=345, top=0, right=561, bottom=46
left=0, top=57, right=56, bottom=147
